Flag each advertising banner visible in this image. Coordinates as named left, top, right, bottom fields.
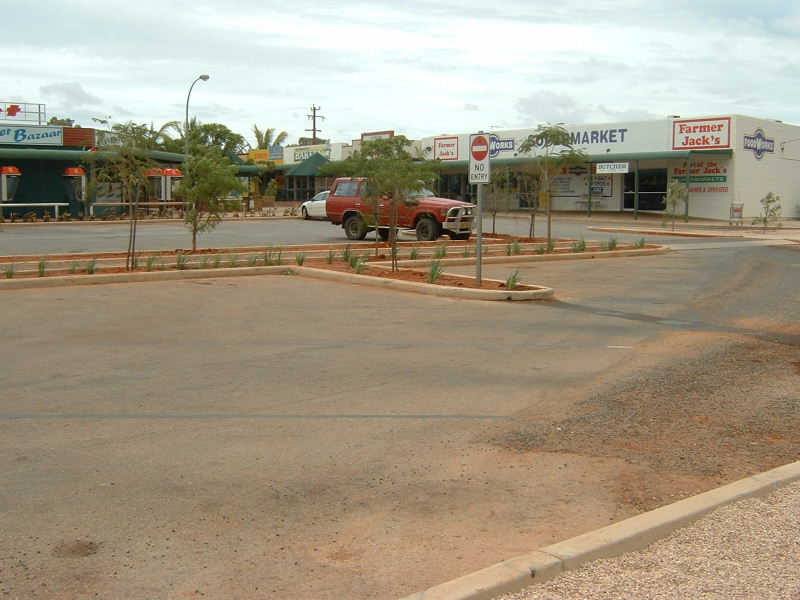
left=0, top=125, right=62, bottom=146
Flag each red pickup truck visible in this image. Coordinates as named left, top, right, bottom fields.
left=325, top=177, right=474, bottom=241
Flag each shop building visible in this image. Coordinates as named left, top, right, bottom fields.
left=275, top=115, right=799, bottom=221
left=419, top=114, right=800, bottom=220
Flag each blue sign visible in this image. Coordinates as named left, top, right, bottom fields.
left=743, top=129, right=775, bottom=160
left=489, top=133, right=514, bottom=158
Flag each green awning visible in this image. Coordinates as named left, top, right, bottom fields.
left=285, top=152, right=330, bottom=176
left=0, top=147, right=268, bottom=176
left=437, top=148, right=734, bottom=169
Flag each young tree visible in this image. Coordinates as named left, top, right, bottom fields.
left=752, top=191, right=782, bottom=232
left=326, top=136, right=440, bottom=270
left=662, top=179, right=688, bottom=231
left=485, top=166, right=512, bottom=235
left=92, top=122, right=159, bottom=269
left=178, top=147, right=246, bottom=251
left=518, top=124, right=589, bottom=245
left=515, top=166, right=540, bottom=238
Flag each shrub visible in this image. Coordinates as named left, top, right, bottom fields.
left=571, top=238, right=586, bottom=253
left=37, top=256, right=49, bottom=277
left=428, top=259, right=444, bottom=283
left=505, top=270, right=521, bottom=290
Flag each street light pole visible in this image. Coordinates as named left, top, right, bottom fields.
left=184, top=74, right=210, bottom=160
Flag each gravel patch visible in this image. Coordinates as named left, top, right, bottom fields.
left=499, top=480, right=800, bottom=600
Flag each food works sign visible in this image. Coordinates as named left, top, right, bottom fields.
left=743, top=129, right=775, bottom=160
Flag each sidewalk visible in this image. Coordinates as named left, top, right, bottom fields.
left=400, top=462, right=800, bottom=600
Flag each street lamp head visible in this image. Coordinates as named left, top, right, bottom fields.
left=199, top=74, right=210, bottom=81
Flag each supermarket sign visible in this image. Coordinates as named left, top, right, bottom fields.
left=672, top=117, right=731, bottom=150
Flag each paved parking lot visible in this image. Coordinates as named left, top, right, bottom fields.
left=1, top=225, right=797, bottom=599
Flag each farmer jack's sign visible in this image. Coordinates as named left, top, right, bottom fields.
left=672, top=117, right=731, bottom=150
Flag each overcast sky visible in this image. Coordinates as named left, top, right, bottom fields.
left=3, top=0, right=799, bottom=147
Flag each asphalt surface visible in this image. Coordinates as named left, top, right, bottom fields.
left=0, top=216, right=798, bottom=599
left=0, top=212, right=752, bottom=257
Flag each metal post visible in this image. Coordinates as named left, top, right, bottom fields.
left=634, top=160, right=640, bottom=220
left=684, top=151, right=691, bottom=222
left=587, top=162, right=593, bottom=217
left=476, top=183, right=483, bottom=286
left=184, top=75, right=210, bottom=160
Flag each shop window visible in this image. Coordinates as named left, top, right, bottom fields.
left=624, top=169, right=667, bottom=210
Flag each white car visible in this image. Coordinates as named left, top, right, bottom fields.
left=301, top=190, right=329, bottom=220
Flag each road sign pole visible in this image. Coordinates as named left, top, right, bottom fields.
left=469, top=133, right=491, bottom=288
left=476, top=183, right=483, bottom=286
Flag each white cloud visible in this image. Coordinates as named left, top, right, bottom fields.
left=1, top=0, right=798, bottom=145
left=39, top=82, right=102, bottom=106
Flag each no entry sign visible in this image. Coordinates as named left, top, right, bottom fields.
left=469, top=133, right=491, bottom=183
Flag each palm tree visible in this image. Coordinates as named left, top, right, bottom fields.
left=252, top=125, right=288, bottom=149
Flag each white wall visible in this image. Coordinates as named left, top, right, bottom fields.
left=731, top=116, right=800, bottom=219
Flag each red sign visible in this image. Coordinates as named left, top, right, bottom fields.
left=471, top=135, right=489, bottom=161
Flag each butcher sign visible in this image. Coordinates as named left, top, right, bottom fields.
left=469, top=133, right=491, bottom=184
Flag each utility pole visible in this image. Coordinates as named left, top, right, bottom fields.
left=306, top=105, right=324, bottom=145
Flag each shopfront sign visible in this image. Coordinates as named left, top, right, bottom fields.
left=672, top=160, right=729, bottom=193
left=361, top=130, right=394, bottom=141
left=434, top=136, right=459, bottom=160
left=0, top=125, right=62, bottom=146
left=743, top=129, right=775, bottom=160
left=293, top=144, right=331, bottom=161
left=489, top=133, right=514, bottom=158
left=672, top=117, right=730, bottom=150
left=596, top=162, right=629, bottom=173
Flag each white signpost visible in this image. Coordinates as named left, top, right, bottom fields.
left=469, top=133, right=491, bottom=285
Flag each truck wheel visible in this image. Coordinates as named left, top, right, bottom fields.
left=344, top=215, right=367, bottom=240
left=449, top=232, right=471, bottom=241
left=377, top=228, right=390, bottom=241
left=415, top=217, right=440, bottom=242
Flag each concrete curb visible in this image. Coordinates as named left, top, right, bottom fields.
left=587, top=226, right=738, bottom=238
left=295, top=267, right=554, bottom=301
left=398, top=460, right=800, bottom=600
left=0, top=265, right=292, bottom=290
left=0, top=246, right=667, bottom=299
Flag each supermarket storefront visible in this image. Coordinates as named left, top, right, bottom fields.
left=417, top=115, right=800, bottom=220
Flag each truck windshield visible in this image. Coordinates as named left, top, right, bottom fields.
left=409, top=188, right=435, bottom=198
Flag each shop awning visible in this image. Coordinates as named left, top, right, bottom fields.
left=0, top=147, right=268, bottom=176
left=285, top=152, right=330, bottom=177
left=437, top=148, right=734, bottom=169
